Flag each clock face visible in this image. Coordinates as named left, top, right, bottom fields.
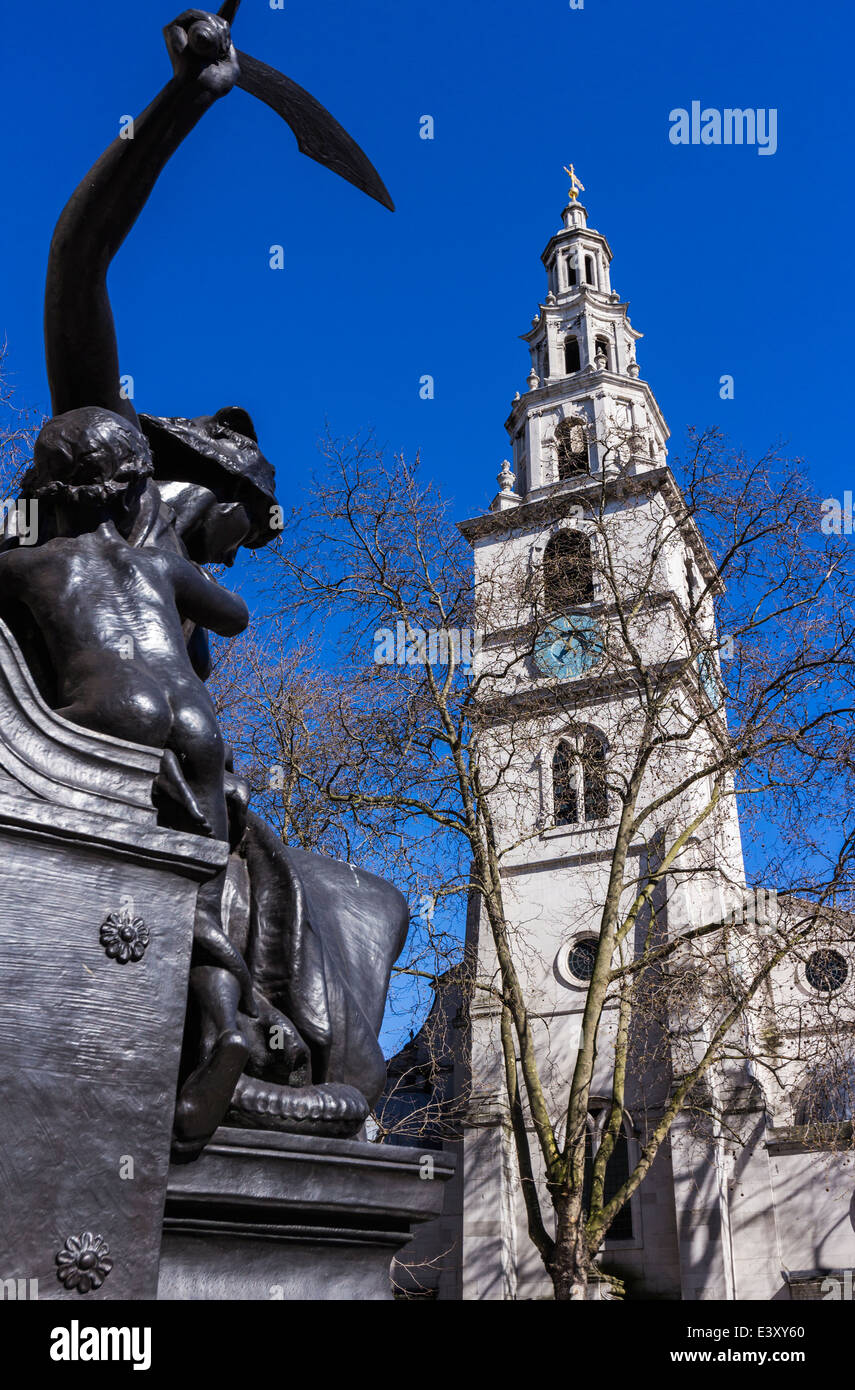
left=534, top=612, right=604, bottom=678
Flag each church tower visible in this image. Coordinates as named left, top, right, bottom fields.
left=456, top=172, right=750, bottom=1301
left=499, top=165, right=668, bottom=506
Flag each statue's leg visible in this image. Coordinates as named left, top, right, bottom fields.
left=173, top=965, right=249, bottom=1161
left=167, top=690, right=228, bottom=840
left=192, top=874, right=256, bottom=1015
left=154, top=748, right=211, bottom=833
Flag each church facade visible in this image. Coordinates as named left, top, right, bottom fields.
left=382, top=181, right=855, bottom=1301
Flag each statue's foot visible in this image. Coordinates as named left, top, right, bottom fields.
left=227, top=1078, right=369, bottom=1139
left=240, top=998, right=311, bottom=1086
left=172, top=1029, right=250, bottom=1162
left=155, top=749, right=212, bottom=835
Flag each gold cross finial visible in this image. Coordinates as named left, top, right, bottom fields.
left=563, top=163, right=585, bottom=201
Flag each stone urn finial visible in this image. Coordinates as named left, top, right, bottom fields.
left=497, top=460, right=516, bottom=493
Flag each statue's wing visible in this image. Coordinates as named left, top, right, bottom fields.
left=235, top=51, right=394, bottom=211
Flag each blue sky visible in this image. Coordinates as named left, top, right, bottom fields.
left=2, top=0, right=852, bottom=523
left=2, top=0, right=851, bottom=1053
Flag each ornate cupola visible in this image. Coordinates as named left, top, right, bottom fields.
left=497, top=167, right=670, bottom=507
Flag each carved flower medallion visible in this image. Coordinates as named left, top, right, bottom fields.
left=56, top=1233, right=113, bottom=1293
left=99, top=907, right=150, bottom=964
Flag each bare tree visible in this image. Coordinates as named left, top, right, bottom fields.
left=213, top=424, right=855, bottom=1299
left=0, top=348, right=40, bottom=501
left=208, top=613, right=467, bottom=1055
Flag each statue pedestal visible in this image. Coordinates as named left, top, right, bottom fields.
left=0, top=619, right=227, bottom=1300
left=157, top=1128, right=454, bottom=1300
left=0, top=617, right=442, bottom=1302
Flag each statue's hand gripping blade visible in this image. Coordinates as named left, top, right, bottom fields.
left=235, top=50, right=394, bottom=211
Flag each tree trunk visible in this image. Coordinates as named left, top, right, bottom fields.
left=549, top=1198, right=590, bottom=1301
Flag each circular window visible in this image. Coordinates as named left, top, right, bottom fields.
left=805, top=949, right=848, bottom=994
left=567, top=937, right=598, bottom=983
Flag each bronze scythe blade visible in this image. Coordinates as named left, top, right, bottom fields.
left=218, top=0, right=392, bottom=210
left=234, top=51, right=395, bottom=211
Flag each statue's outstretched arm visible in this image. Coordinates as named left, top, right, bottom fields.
left=44, top=10, right=239, bottom=424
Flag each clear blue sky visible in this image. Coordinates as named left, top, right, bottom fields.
left=2, top=0, right=850, bottom=1053
left=2, top=0, right=852, bottom=521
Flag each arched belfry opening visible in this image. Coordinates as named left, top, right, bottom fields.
left=552, top=741, right=578, bottom=825
left=564, top=337, right=581, bottom=375
left=555, top=419, right=589, bottom=479
left=552, top=731, right=608, bottom=826
left=543, top=530, right=594, bottom=608
left=594, top=336, right=611, bottom=370
left=581, top=731, right=608, bottom=820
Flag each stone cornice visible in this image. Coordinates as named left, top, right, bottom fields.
left=459, top=464, right=722, bottom=593
left=540, top=226, right=614, bottom=266
left=504, top=374, right=669, bottom=440
left=520, top=289, right=630, bottom=342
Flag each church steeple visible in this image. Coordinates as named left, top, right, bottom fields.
left=497, top=171, right=669, bottom=507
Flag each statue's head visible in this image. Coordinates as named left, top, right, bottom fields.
left=24, top=408, right=153, bottom=534
left=138, top=406, right=279, bottom=553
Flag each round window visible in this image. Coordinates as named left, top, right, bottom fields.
left=805, top=949, right=848, bottom=994
left=567, top=937, right=598, bottom=983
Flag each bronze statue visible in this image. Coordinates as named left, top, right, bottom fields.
left=6, top=409, right=249, bottom=837
left=5, top=4, right=405, bottom=1161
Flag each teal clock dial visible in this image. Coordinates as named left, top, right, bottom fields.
left=534, top=613, right=604, bottom=678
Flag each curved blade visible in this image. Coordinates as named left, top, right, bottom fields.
left=236, top=50, right=394, bottom=211
left=218, top=0, right=241, bottom=22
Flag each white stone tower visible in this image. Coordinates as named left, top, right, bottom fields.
left=457, top=173, right=751, bottom=1301
left=503, top=167, right=668, bottom=501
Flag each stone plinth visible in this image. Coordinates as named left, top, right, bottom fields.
left=158, top=1128, right=455, bottom=1300
left=0, top=619, right=227, bottom=1300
